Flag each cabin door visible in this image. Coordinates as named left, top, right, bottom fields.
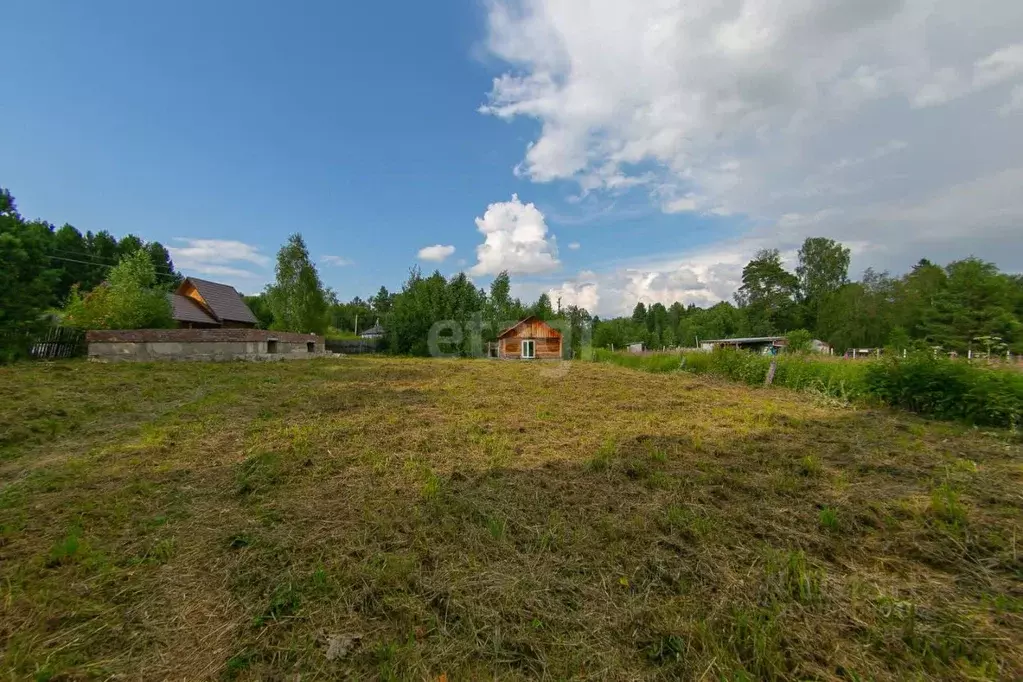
left=521, top=339, right=535, bottom=359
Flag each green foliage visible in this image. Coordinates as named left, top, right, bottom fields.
left=797, top=237, right=850, bottom=327
left=264, top=233, right=329, bottom=334
left=818, top=507, right=840, bottom=532
left=785, top=329, right=813, bottom=354
left=864, top=354, right=1023, bottom=427
left=597, top=347, right=1023, bottom=428
left=735, top=249, right=799, bottom=335
left=62, top=251, right=174, bottom=330
left=0, top=190, right=57, bottom=360
left=243, top=294, right=274, bottom=329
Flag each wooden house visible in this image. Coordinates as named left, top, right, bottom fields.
left=168, top=277, right=259, bottom=329
left=495, top=316, right=562, bottom=359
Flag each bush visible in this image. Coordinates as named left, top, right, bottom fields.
left=785, top=329, right=813, bottom=354
left=864, top=354, right=1023, bottom=428
left=62, top=251, right=173, bottom=330
left=593, top=347, right=1023, bottom=428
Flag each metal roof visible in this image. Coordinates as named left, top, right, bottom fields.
left=702, top=336, right=786, bottom=344
left=183, top=277, right=258, bottom=324
left=168, top=293, right=218, bottom=325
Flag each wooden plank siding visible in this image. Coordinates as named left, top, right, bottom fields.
left=496, top=316, right=563, bottom=360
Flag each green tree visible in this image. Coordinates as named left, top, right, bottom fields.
left=532, top=293, right=554, bottom=320
left=264, top=233, right=330, bottom=334
left=631, top=302, right=648, bottom=327
left=63, top=250, right=173, bottom=330
left=371, top=286, right=393, bottom=314
left=85, top=230, right=120, bottom=290
left=244, top=294, right=274, bottom=329
left=0, top=188, right=58, bottom=358
left=735, top=249, right=799, bottom=335
left=51, top=224, right=91, bottom=303
left=785, top=329, right=813, bottom=354
left=921, top=258, right=1021, bottom=353
left=796, top=237, right=850, bottom=328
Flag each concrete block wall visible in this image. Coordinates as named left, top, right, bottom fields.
left=86, top=329, right=325, bottom=362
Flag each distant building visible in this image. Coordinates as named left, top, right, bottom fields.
left=625, top=341, right=645, bottom=353
left=359, top=319, right=386, bottom=339
left=700, top=336, right=832, bottom=355
left=168, top=277, right=258, bottom=329
left=494, top=316, right=563, bottom=359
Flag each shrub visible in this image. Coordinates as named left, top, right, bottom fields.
left=62, top=251, right=173, bottom=330
left=785, top=329, right=813, bottom=354
left=864, top=354, right=1023, bottom=428
left=593, top=347, right=1022, bottom=428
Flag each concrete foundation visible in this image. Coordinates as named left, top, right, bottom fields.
left=86, top=329, right=325, bottom=362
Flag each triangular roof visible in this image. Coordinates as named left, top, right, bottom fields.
left=167, top=293, right=218, bottom=325
left=497, top=315, right=562, bottom=339
left=177, top=277, right=258, bottom=324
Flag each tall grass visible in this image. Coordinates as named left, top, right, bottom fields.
left=593, top=348, right=1023, bottom=428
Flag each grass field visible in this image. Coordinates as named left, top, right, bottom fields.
left=1, top=357, right=1021, bottom=680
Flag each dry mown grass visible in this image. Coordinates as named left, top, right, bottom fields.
left=0, top=357, right=1021, bottom=681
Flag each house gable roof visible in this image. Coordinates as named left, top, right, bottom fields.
left=168, top=293, right=219, bottom=325
left=497, top=315, right=562, bottom=339
left=178, top=277, right=258, bottom=324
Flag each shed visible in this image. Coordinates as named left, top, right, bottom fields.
left=701, top=336, right=833, bottom=355
left=496, top=316, right=562, bottom=360
left=360, top=319, right=386, bottom=339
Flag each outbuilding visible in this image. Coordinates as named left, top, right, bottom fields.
left=495, top=316, right=562, bottom=360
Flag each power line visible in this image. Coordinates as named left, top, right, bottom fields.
left=48, top=248, right=180, bottom=274
left=45, top=254, right=182, bottom=281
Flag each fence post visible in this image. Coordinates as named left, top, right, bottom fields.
left=764, top=356, right=778, bottom=387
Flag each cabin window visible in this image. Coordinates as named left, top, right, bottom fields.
left=267, top=339, right=279, bottom=354
left=306, top=341, right=315, bottom=353
left=521, top=339, right=535, bottom=359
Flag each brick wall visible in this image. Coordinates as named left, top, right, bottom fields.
left=86, top=329, right=323, bottom=345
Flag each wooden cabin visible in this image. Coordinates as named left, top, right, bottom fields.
left=169, top=277, right=259, bottom=329
left=496, top=316, right=562, bottom=360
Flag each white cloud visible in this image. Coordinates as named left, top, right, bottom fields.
left=998, top=84, right=1023, bottom=116
left=417, top=244, right=456, bottom=262
left=567, top=241, right=581, bottom=250
left=548, top=277, right=599, bottom=311
left=480, top=0, right=1023, bottom=280
left=168, top=238, right=269, bottom=282
left=470, top=194, right=561, bottom=275
left=169, top=238, right=269, bottom=266
left=321, top=255, right=353, bottom=266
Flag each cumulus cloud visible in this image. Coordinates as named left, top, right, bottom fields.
left=168, top=238, right=269, bottom=281
left=321, top=255, right=353, bottom=266
left=480, top=0, right=1023, bottom=290
left=417, top=244, right=456, bottom=262
left=470, top=194, right=560, bottom=275
left=548, top=276, right=600, bottom=312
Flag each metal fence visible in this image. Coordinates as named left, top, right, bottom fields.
left=1, top=326, right=86, bottom=361
left=324, top=338, right=382, bottom=355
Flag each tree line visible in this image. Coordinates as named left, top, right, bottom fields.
left=1, top=188, right=182, bottom=356
left=596, top=238, right=1023, bottom=355
left=5, top=183, right=1021, bottom=358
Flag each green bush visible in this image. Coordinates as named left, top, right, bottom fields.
left=593, top=347, right=1022, bottom=428
left=864, top=354, right=1023, bottom=428
left=62, top=251, right=173, bottom=330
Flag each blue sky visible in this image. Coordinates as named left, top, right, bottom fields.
left=3, top=1, right=1022, bottom=315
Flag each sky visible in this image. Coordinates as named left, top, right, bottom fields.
left=2, top=0, right=1022, bottom=316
